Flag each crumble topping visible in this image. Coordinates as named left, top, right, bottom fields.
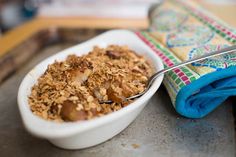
left=28, top=45, right=154, bottom=122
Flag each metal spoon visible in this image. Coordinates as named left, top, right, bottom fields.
left=102, top=45, right=236, bottom=103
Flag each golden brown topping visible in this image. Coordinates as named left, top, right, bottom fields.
left=28, top=45, right=154, bottom=122
left=60, top=100, right=87, bottom=121
left=106, top=50, right=121, bottom=59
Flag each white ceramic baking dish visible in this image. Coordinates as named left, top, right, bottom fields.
left=17, top=29, right=164, bottom=149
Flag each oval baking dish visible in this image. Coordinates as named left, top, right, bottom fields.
left=17, top=29, right=164, bottom=149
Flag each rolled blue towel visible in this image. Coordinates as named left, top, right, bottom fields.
left=176, top=66, right=236, bottom=118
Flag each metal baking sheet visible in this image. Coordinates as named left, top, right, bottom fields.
left=0, top=42, right=235, bottom=157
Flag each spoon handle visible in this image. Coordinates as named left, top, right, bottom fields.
left=104, top=45, right=236, bottom=102
left=148, top=45, right=236, bottom=88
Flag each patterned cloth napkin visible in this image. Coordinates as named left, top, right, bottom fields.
left=136, top=0, right=236, bottom=118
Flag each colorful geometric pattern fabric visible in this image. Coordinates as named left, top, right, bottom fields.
left=189, top=45, right=236, bottom=70
left=173, top=0, right=236, bottom=44
left=136, top=0, right=236, bottom=112
left=166, top=25, right=214, bottom=48
left=152, top=9, right=188, bottom=32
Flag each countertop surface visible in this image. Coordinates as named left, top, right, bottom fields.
left=0, top=1, right=236, bottom=156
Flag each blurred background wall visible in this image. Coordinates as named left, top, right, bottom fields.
left=0, top=0, right=235, bottom=36
left=0, top=0, right=158, bottom=35
left=0, top=0, right=38, bottom=33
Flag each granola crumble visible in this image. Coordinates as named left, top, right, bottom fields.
left=28, top=45, right=154, bottom=122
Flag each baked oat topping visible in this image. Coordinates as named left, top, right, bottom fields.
left=28, top=45, right=154, bottom=122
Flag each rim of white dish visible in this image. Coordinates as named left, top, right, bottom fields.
left=17, top=29, right=164, bottom=139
